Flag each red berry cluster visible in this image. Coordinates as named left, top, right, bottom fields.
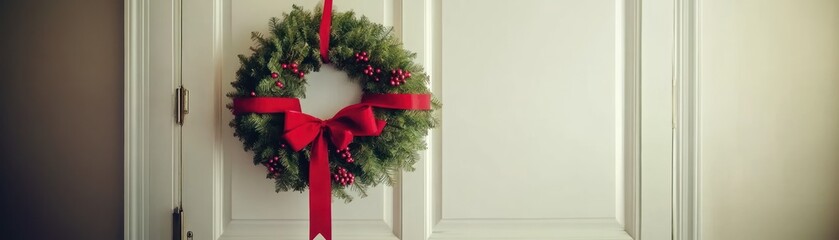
left=280, top=62, right=305, bottom=79
left=333, top=167, right=355, bottom=186
left=352, top=50, right=411, bottom=87
left=389, top=69, right=411, bottom=86
left=354, top=51, right=369, bottom=62
left=336, top=147, right=354, bottom=163
left=270, top=72, right=284, bottom=88
left=263, top=156, right=282, bottom=178
left=361, top=65, right=382, bottom=82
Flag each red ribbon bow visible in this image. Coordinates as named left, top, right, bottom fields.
left=284, top=104, right=386, bottom=152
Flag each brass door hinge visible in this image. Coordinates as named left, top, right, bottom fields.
left=176, top=86, right=189, bottom=125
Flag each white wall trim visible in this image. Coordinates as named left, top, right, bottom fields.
left=125, top=0, right=148, bottom=239
left=673, top=0, right=700, bottom=239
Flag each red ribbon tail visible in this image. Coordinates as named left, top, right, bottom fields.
left=309, top=133, right=332, bottom=240
left=313, top=1, right=334, bottom=237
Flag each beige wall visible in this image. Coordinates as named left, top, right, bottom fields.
left=700, top=0, right=839, bottom=239
left=0, top=0, right=123, bottom=239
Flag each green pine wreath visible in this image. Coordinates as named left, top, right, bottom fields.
left=228, top=5, right=439, bottom=201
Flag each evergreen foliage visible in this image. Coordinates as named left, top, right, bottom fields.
left=228, top=5, right=439, bottom=201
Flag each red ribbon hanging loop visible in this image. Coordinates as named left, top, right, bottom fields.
left=319, top=0, right=334, bottom=63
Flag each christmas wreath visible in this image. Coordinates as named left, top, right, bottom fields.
left=228, top=2, right=437, bottom=239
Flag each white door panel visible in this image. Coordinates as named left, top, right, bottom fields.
left=428, top=1, right=642, bottom=239
left=441, top=0, right=620, bottom=220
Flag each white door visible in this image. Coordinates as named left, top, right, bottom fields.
left=176, top=0, right=674, bottom=239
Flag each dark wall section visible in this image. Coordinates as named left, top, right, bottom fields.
left=0, top=0, right=124, bottom=239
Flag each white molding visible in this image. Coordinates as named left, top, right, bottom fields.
left=219, top=220, right=398, bottom=240
left=212, top=0, right=228, bottom=238
left=673, top=0, right=700, bottom=239
left=125, top=0, right=148, bottom=239
left=623, top=0, right=642, bottom=238
left=207, top=0, right=233, bottom=237
left=639, top=0, right=676, bottom=238
left=429, top=219, right=632, bottom=240
left=400, top=0, right=436, bottom=239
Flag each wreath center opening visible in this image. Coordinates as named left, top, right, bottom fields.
left=298, top=64, right=363, bottom=119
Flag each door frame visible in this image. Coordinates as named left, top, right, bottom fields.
left=673, top=0, right=701, bottom=239
left=124, top=0, right=699, bottom=239
left=125, top=0, right=184, bottom=239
